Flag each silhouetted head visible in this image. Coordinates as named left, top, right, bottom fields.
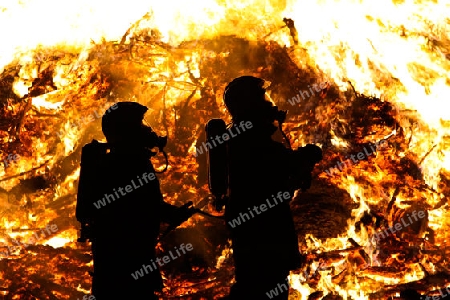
left=101, top=102, right=147, bottom=145
left=224, top=76, right=268, bottom=120
left=223, top=76, right=286, bottom=132
left=223, top=76, right=286, bottom=134
left=101, top=101, right=167, bottom=149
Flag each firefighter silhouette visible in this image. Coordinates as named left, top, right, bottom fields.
left=75, top=101, right=194, bottom=299
left=215, top=76, right=322, bottom=299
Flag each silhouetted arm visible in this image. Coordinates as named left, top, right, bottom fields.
left=288, top=144, right=323, bottom=191
left=160, top=200, right=180, bottom=223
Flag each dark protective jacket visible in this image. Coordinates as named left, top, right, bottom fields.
left=76, top=142, right=178, bottom=299
left=225, top=124, right=302, bottom=283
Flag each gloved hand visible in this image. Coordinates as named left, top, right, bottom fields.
left=298, top=171, right=313, bottom=192
left=170, top=201, right=196, bottom=227
left=291, top=144, right=323, bottom=191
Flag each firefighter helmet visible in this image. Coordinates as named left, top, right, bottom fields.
left=223, top=76, right=267, bottom=120
left=223, top=76, right=286, bottom=124
left=101, top=101, right=148, bottom=143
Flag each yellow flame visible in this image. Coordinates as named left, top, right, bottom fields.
left=1, top=0, right=450, bottom=298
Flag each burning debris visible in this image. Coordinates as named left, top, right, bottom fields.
left=0, top=1, right=449, bottom=299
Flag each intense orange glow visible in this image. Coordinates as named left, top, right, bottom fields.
left=0, top=0, right=449, bottom=299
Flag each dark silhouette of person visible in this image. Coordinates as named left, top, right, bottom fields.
left=76, top=101, right=194, bottom=299
left=221, top=76, right=322, bottom=299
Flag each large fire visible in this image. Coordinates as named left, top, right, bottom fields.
left=0, top=0, right=449, bottom=299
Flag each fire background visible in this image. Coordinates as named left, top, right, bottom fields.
left=0, top=0, right=449, bottom=299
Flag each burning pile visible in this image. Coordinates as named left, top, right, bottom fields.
left=0, top=1, right=449, bottom=299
